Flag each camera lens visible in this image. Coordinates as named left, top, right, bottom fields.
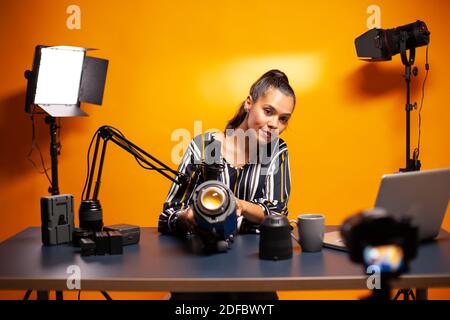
left=79, top=200, right=103, bottom=231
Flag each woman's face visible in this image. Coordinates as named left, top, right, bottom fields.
left=244, top=87, right=295, bottom=143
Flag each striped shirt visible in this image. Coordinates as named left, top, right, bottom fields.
left=158, top=133, right=291, bottom=235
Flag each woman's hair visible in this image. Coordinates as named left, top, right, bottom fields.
left=225, top=69, right=296, bottom=131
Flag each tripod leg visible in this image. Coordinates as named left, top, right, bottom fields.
left=403, top=289, right=416, bottom=300
left=23, top=290, right=32, bottom=300
left=394, top=289, right=416, bottom=300
left=100, top=291, right=112, bottom=300
left=393, top=289, right=403, bottom=300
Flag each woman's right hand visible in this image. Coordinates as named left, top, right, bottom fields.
left=177, top=206, right=197, bottom=232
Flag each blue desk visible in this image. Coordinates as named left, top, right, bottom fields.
left=0, top=227, right=449, bottom=296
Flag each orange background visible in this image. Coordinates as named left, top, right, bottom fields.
left=0, top=0, right=449, bottom=300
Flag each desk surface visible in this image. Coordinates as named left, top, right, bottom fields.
left=1, top=227, right=450, bottom=292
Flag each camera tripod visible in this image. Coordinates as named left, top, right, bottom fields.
left=394, top=288, right=416, bottom=300
left=366, top=273, right=420, bottom=301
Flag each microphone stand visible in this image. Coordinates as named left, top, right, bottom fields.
left=79, top=125, right=188, bottom=231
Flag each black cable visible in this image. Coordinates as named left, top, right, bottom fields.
left=78, top=290, right=81, bottom=300
left=413, top=44, right=429, bottom=161
left=27, top=105, right=52, bottom=186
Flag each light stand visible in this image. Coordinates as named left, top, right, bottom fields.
left=24, top=68, right=62, bottom=195
left=24, top=45, right=108, bottom=300
left=354, top=21, right=430, bottom=172
left=46, top=115, right=60, bottom=195
left=399, top=32, right=421, bottom=172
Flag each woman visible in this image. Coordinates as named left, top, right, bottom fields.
left=158, top=69, right=296, bottom=299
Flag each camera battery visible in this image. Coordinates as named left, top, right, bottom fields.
left=103, top=224, right=140, bottom=246
left=94, top=231, right=109, bottom=255
left=72, top=228, right=94, bottom=247
left=40, top=194, right=74, bottom=245
left=80, top=238, right=96, bottom=257
left=107, top=231, right=123, bottom=255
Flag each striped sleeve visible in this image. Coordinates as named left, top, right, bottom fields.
left=252, top=145, right=291, bottom=217
left=157, top=137, right=202, bottom=235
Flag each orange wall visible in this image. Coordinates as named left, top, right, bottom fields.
left=0, top=0, right=449, bottom=300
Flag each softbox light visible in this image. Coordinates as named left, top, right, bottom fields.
left=25, top=45, right=108, bottom=117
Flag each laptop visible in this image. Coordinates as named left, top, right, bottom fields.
left=323, top=168, right=450, bottom=251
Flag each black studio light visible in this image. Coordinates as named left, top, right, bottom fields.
left=355, top=20, right=430, bottom=62
left=355, top=21, right=430, bottom=172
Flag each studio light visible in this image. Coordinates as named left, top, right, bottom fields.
left=354, top=21, right=430, bottom=172
left=355, top=20, right=430, bottom=62
left=24, top=45, right=108, bottom=195
left=25, top=45, right=108, bottom=117
left=191, top=180, right=238, bottom=252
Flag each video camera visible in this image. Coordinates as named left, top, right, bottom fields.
left=340, top=207, right=419, bottom=300
left=341, top=207, right=418, bottom=275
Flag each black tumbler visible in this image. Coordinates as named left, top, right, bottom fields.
left=259, top=215, right=293, bottom=260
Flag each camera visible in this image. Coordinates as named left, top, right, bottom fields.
left=340, top=207, right=418, bottom=300
left=341, top=207, right=418, bottom=274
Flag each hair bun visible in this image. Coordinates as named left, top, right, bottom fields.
left=265, top=69, right=289, bottom=83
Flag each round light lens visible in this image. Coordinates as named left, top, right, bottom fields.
left=200, top=187, right=225, bottom=211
